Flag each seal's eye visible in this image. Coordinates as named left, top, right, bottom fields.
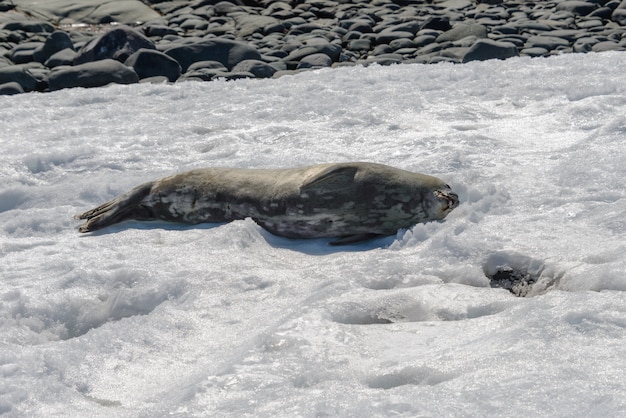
left=444, top=183, right=451, bottom=189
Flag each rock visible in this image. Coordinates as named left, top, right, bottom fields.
left=44, top=48, right=78, bottom=68
left=124, top=48, right=182, bottom=82
left=47, top=59, right=139, bottom=91
left=10, top=42, right=43, bottom=64
left=0, top=81, right=24, bottom=95
left=462, top=39, right=519, bottom=62
left=612, top=8, right=626, bottom=25
left=165, top=39, right=262, bottom=72
left=10, top=0, right=161, bottom=25
left=33, top=31, right=74, bottom=64
left=436, top=23, right=488, bottom=43
left=0, top=21, right=54, bottom=33
left=74, top=26, right=156, bottom=65
left=0, top=66, right=38, bottom=92
left=231, top=59, right=277, bottom=78
left=525, top=35, right=571, bottom=50
left=591, top=40, right=623, bottom=51
left=296, top=53, right=332, bottom=69
left=555, top=1, right=598, bottom=16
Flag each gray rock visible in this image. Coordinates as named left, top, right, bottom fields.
left=165, top=39, right=262, bottom=72
left=555, top=1, right=598, bottom=16
left=462, top=39, right=519, bottom=63
left=525, top=35, right=571, bottom=50
left=296, top=53, right=332, bottom=69
left=74, top=26, right=156, bottom=65
left=10, top=42, right=43, bottom=64
left=436, top=23, right=488, bottom=43
left=347, top=39, right=372, bottom=51
left=591, top=40, right=623, bottom=51
left=124, top=48, right=181, bottom=82
left=0, top=81, right=24, bottom=95
left=33, top=31, right=74, bottom=64
left=187, top=61, right=229, bottom=72
left=44, top=48, right=78, bottom=68
left=47, top=59, right=139, bottom=91
left=0, top=65, right=38, bottom=91
left=612, top=8, right=626, bottom=25
left=231, top=59, right=277, bottom=78
left=10, top=0, right=161, bottom=25
left=0, top=21, right=54, bottom=33
left=283, top=43, right=342, bottom=63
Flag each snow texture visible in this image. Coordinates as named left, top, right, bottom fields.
left=1, top=52, right=625, bottom=417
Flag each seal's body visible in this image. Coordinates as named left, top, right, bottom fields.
left=76, top=162, right=459, bottom=244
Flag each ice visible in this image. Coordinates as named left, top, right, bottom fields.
left=1, top=52, right=625, bottom=416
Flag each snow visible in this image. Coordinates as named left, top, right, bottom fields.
left=1, top=52, right=625, bottom=416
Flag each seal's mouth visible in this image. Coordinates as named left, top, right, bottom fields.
left=434, top=190, right=459, bottom=213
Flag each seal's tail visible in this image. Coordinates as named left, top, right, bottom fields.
left=75, top=183, right=154, bottom=233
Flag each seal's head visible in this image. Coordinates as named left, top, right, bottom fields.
left=432, top=185, right=459, bottom=219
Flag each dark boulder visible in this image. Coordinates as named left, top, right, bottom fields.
left=124, top=49, right=181, bottom=82
left=47, top=59, right=139, bottom=91
left=462, top=39, right=519, bottom=63
left=33, top=31, right=74, bottom=64
left=74, top=26, right=156, bottom=65
left=165, top=39, right=262, bottom=72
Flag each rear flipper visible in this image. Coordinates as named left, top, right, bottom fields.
left=75, top=182, right=155, bottom=233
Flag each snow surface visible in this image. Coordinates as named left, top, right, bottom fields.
left=1, top=52, right=625, bottom=417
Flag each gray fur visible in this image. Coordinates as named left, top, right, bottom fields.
left=75, top=162, right=459, bottom=244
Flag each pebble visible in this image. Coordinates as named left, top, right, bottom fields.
left=0, top=0, right=624, bottom=93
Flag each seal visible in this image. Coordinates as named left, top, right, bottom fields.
left=75, top=162, right=459, bottom=245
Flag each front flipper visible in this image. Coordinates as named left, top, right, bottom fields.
left=75, top=182, right=154, bottom=233
left=329, top=233, right=382, bottom=246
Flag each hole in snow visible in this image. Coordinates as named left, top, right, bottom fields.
left=483, top=251, right=558, bottom=297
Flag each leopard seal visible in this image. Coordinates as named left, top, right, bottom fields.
left=75, top=162, right=459, bottom=245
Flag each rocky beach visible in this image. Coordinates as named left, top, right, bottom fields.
left=1, top=0, right=625, bottom=94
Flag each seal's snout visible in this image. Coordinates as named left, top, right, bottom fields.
left=434, top=189, right=459, bottom=216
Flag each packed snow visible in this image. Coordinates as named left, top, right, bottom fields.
left=1, top=52, right=625, bottom=417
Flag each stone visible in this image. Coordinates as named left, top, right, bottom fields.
left=231, top=59, right=277, bottom=78
left=525, top=35, right=571, bottom=50
left=436, top=23, right=488, bottom=42
left=462, top=39, right=519, bottom=62
left=296, top=53, right=332, bottom=69
left=33, top=31, right=74, bottom=64
left=555, top=1, right=598, bottom=16
left=10, top=0, right=161, bottom=25
left=10, top=42, right=43, bottom=64
left=47, top=59, right=139, bottom=91
left=612, top=8, right=626, bottom=25
left=74, top=26, right=156, bottom=65
left=0, top=65, right=38, bottom=92
left=0, top=21, right=54, bottom=33
left=124, top=48, right=182, bottom=82
left=44, top=48, right=78, bottom=68
left=0, top=81, right=24, bottom=95
left=165, top=39, right=262, bottom=72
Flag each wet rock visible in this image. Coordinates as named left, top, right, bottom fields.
left=296, top=52, right=332, bottom=69
left=436, top=23, right=488, bottom=42
left=231, top=59, right=277, bottom=77
left=44, top=48, right=78, bottom=68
